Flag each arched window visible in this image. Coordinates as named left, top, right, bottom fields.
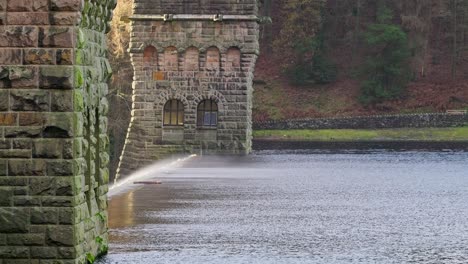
left=184, top=47, right=199, bottom=71
left=143, top=46, right=157, bottom=67
left=163, top=100, right=184, bottom=126
left=205, top=47, right=220, bottom=71
left=226, top=47, right=241, bottom=71
left=163, top=46, right=178, bottom=71
left=197, top=100, right=218, bottom=128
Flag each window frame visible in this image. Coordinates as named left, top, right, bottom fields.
left=163, top=99, right=185, bottom=127
left=197, top=100, right=218, bottom=129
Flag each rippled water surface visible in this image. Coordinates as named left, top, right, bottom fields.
left=98, top=151, right=468, bottom=264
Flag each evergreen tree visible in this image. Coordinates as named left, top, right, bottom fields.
left=359, top=2, right=412, bottom=104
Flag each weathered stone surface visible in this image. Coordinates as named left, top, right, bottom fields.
left=4, top=127, right=42, bottom=138
left=46, top=160, right=74, bottom=176
left=56, top=49, right=73, bottom=65
left=0, top=246, right=29, bottom=258
left=7, top=234, right=44, bottom=246
left=50, top=0, right=82, bottom=12
left=0, top=149, right=30, bottom=158
left=51, top=90, right=73, bottom=111
left=24, top=49, right=55, bottom=65
left=30, top=177, right=56, bottom=195
left=50, top=12, right=82, bottom=26
left=0, top=26, right=38, bottom=47
left=33, top=139, right=62, bottom=158
left=0, top=188, right=12, bottom=206
left=0, top=90, right=8, bottom=111
left=39, top=66, right=73, bottom=89
left=0, top=160, right=6, bottom=176
left=39, top=27, right=74, bottom=48
left=31, top=208, right=58, bottom=225
left=46, top=226, right=74, bottom=246
left=0, top=208, right=29, bottom=233
left=6, top=0, right=48, bottom=12
left=30, top=247, right=57, bottom=259
left=0, top=113, right=17, bottom=126
left=8, top=159, right=46, bottom=176
left=6, top=12, right=49, bottom=25
left=10, top=90, right=49, bottom=111
left=0, top=49, right=22, bottom=65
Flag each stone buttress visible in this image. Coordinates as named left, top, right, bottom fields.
left=117, top=0, right=260, bottom=178
left=0, top=0, right=115, bottom=263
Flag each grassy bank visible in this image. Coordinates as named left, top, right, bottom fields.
left=253, top=127, right=468, bottom=142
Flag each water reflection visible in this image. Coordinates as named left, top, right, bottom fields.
left=99, top=151, right=468, bottom=264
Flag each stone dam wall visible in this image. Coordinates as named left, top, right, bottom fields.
left=0, top=0, right=115, bottom=263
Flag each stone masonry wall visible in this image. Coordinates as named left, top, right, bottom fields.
left=117, top=0, right=259, bottom=179
left=0, top=0, right=115, bottom=263
left=254, top=113, right=468, bottom=130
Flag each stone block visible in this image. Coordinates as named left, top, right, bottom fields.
left=10, top=90, right=49, bottom=111
left=58, top=246, right=76, bottom=259
left=0, top=66, right=39, bottom=88
left=4, top=127, right=42, bottom=138
left=56, top=49, right=73, bottom=65
left=0, top=0, right=5, bottom=11
left=0, top=246, right=29, bottom=259
left=46, top=160, right=74, bottom=176
left=46, top=226, right=74, bottom=246
left=6, top=0, right=48, bottom=12
left=0, top=90, right=8, bottom=111
left=7, top=234, right=44, bottom=246
left=31, top=208, right=58, bottom=225
left=7, top=12, right=49, bottom=25
left=8, top=159, right=46, bottom=176
left=51, top=90, right=73, bottom=112
left=0, top=149, right=30, bottom=159
left=50, top=0, right=82, bottom=11
left=11, top=139, right=32, bottom=149
left=33, top=139, right=62, bottom=159
left=39, top=66, right=73, bottom=89
left=13, top=196, right=41, bottom=206
left=0, top=159, right=6, bottom=176
left=39, top=27, right=74, bottom=48
left=0, top=188, right=12, bottom=206
left=50, top=12, right=82, bottom=26
left=0, top=208, right=29, bottom=233
left=30, top=177, right=56, bottom=195
left=0, top=113, right=17, bottom=126
left=30, top=247, right=57, bottom=259
left=18, top=113, right=46, bottom=126
left=0, top=140, right=10, bottom=149
left=43, top=113, right=75, bottom=138
left=0, top=234, right=5, bottom=245
left=0, top=49, right=22, bottom=65
left=55, top=177, right=74, bottom=196
left=24, top=49, right=55, bottom=65
left=0, top=26, right=38, bottom=47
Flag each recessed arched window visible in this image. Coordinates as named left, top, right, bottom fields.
left=206, top=47, right=220, bottom=71
left=197, top=100, right=218, bottom=128
left=164, top=46, right=178, bottom=71
left=184, top=47, right=199, bottom=71
left=163, top=100, right=184, bottom=126
left=143, top=45, right=157, bottom=67
left=226, top=47, right=241, bottom=71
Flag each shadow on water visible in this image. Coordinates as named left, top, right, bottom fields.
left=99, top=149, right=468, bottom=264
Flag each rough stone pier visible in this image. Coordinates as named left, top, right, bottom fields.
left=0, top=0, right=115, bottom=263
left=117, top=0, right=260, bottom=179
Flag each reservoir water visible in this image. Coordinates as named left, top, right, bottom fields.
left=98, top=150, right=468, bottom=264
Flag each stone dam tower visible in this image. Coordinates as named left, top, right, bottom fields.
left=117, top=0, right=260, bottom=178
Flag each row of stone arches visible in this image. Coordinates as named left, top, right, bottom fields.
left=163, top=99, right=219, bottom=128
left=143, top=46, right=241, bottom=72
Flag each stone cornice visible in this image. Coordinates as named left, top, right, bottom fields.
left=130, top=14, right=259, bottom=22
